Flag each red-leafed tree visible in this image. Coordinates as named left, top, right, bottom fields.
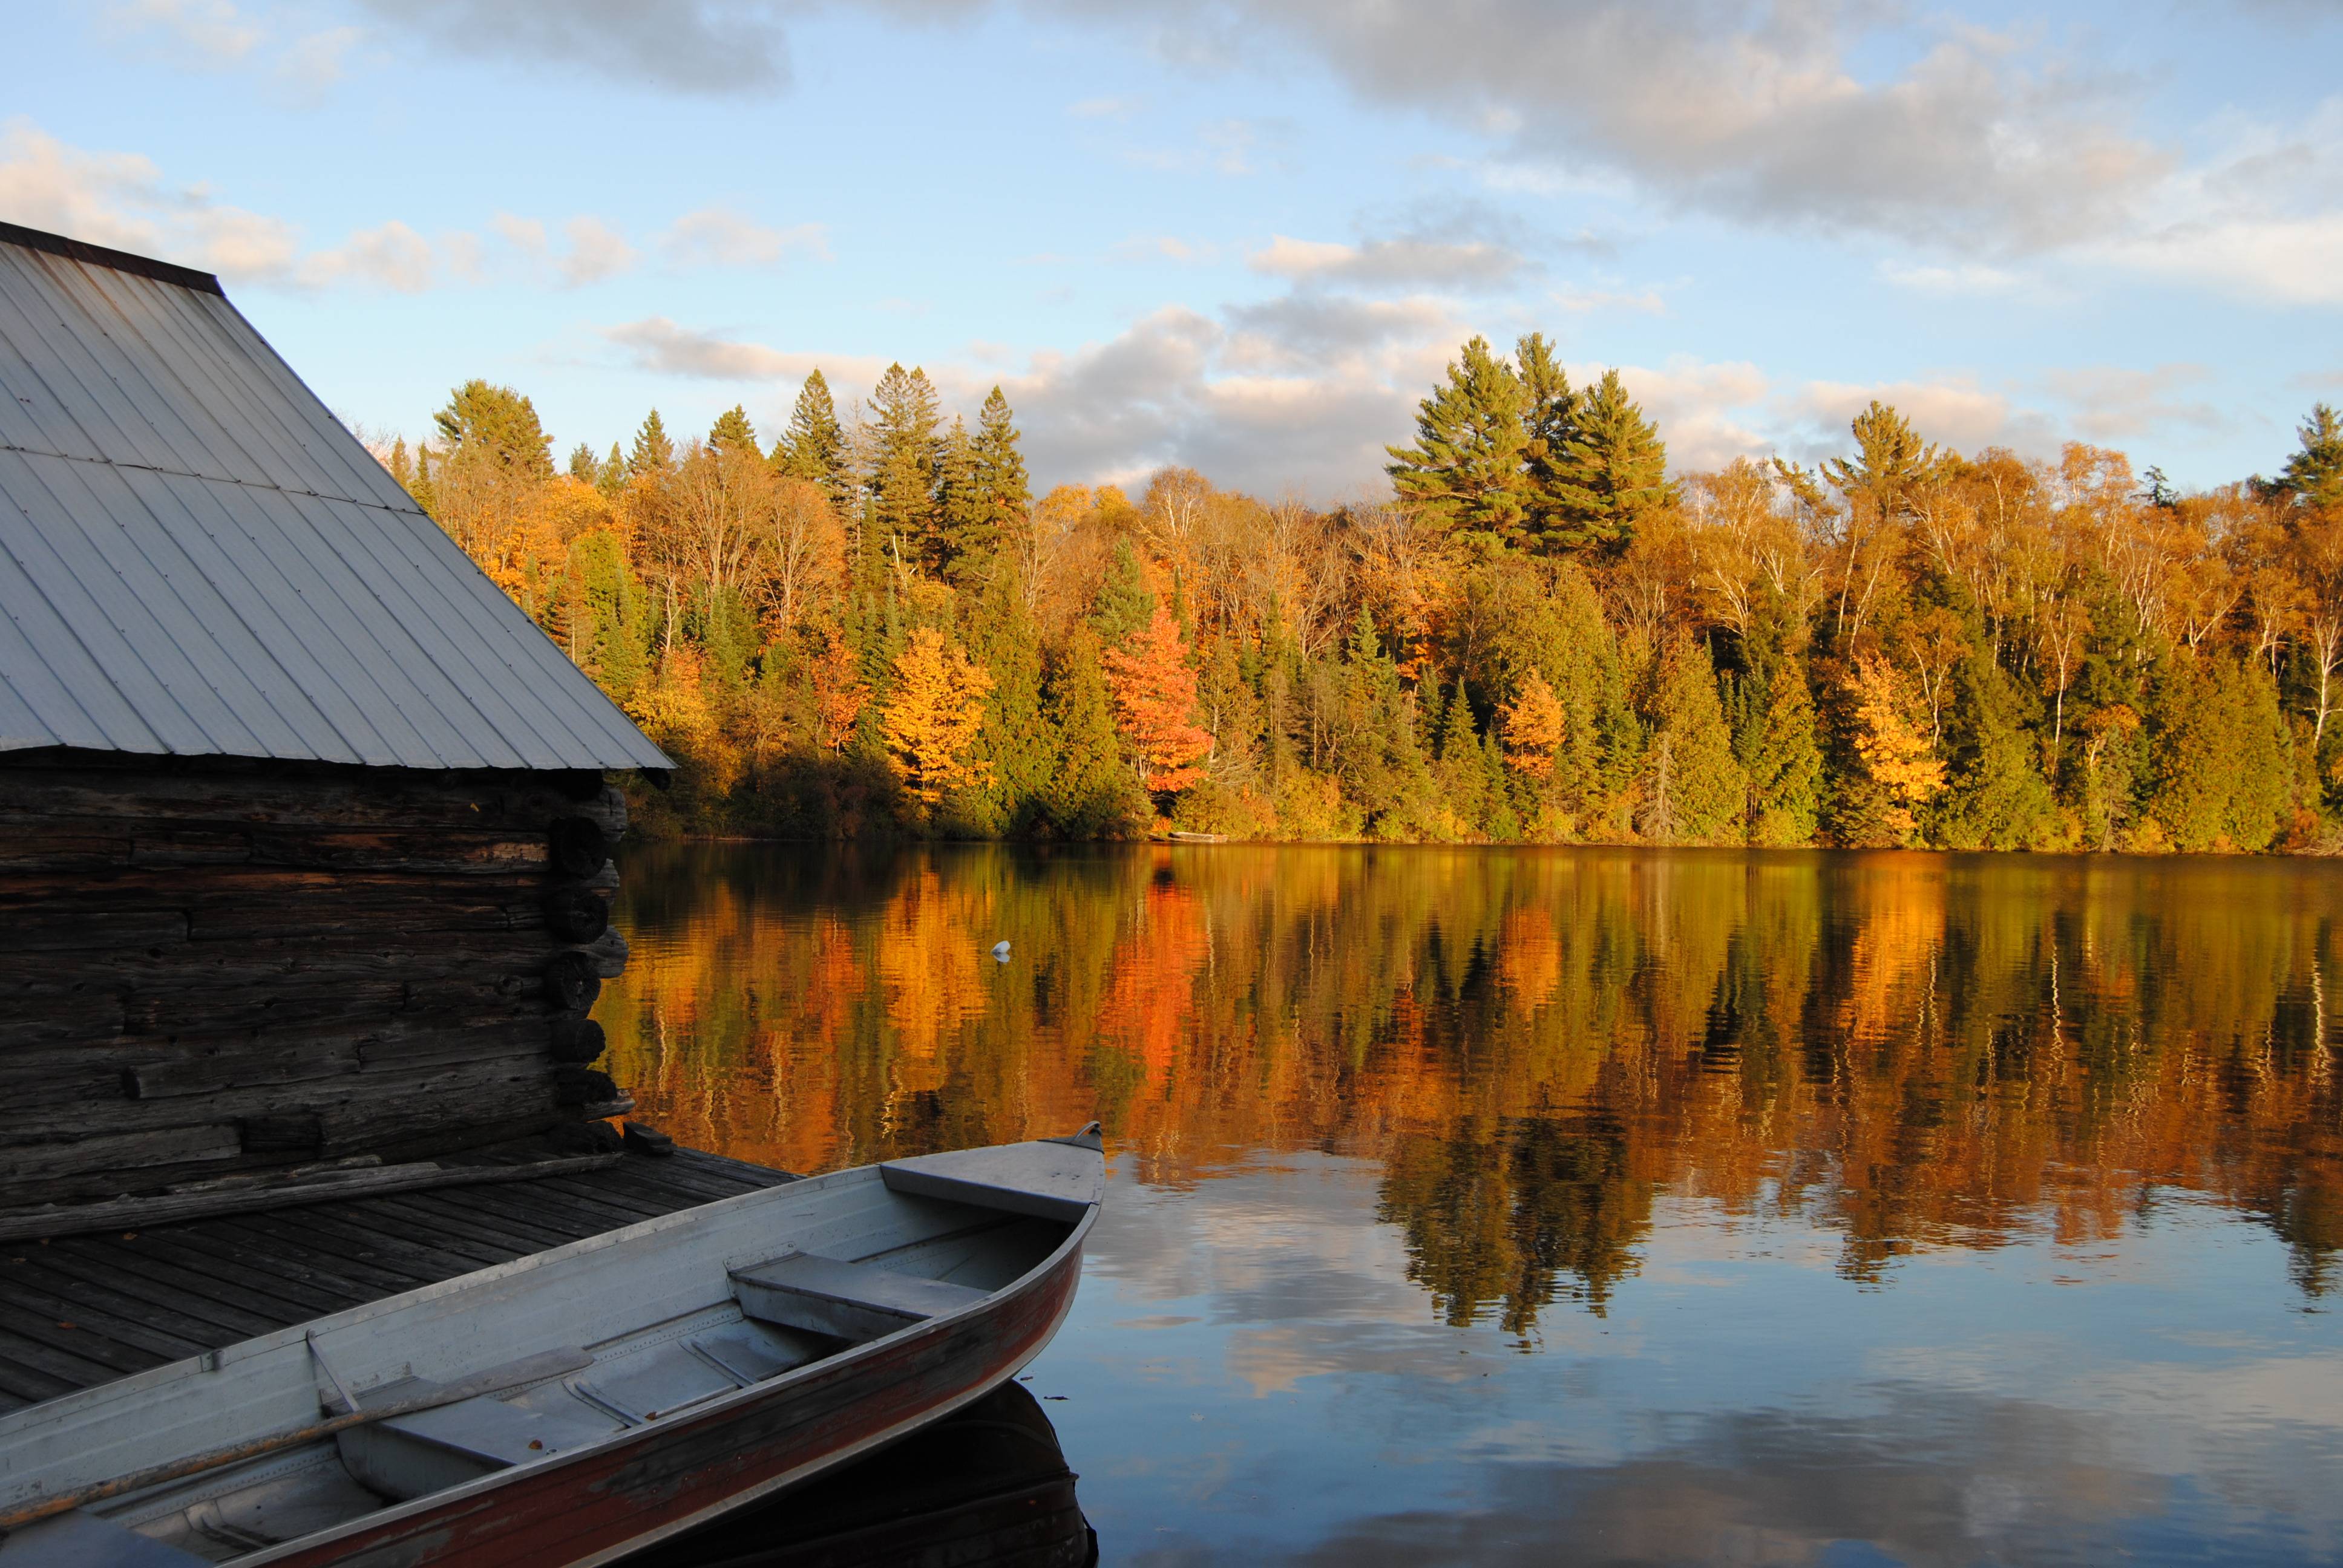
left=1103, top=603, right=1213, bottom=795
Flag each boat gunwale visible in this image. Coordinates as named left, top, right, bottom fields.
left=0, top=1140, right=1103, bottom=1563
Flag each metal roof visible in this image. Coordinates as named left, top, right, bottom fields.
left=0, top=223, right=670, bottom=772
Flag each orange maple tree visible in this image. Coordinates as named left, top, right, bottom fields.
left=1498, top=668, right=1565, bottom=779
left=809, top=628, right=870, bottom=753
left=1101, top=604, right=1213, bottom=794
left=880, top=627, right=994, bottom=804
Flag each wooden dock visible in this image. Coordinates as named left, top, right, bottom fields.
left=0, top=1146, right=795, bottom=1417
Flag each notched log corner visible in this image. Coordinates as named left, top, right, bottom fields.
left=542, top=952, right=601, bottom=1013
left=548, top=1017, right=606, bottom=1065
left=543, top=886, right=611, bottom=944
left=554, top=1066, right=617, bottom=1106
left=547, top=816, right=609, bottom=880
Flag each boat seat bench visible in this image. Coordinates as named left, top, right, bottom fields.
left=730, top=1253, right=988, bottom=1342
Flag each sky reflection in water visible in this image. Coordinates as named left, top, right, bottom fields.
left=603, top=843, right=2343, bottom=1565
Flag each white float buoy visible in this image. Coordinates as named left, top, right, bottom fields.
left=992, top=939, right=1012, bottom=962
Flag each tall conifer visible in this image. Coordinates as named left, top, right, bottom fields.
left=434, top=381, right=554, bottom=478
left=595, top=442, right=627, bottom=497
left=1640, top=639, right=1746, bottom=844
left=975, top=387, right=1032, bottom=525
left=933, top=417, right=990, bottom=579
left=1386, top=336, right=1530, bottom=540
left=865, top=364, right=945, bottom=567
left=1091, top=540, right=1156, bottom=647
left=775, top=370, right=851, bottom=509
left=708, top=405, right=759, bottom=456
left=2278, top=403, right=2343, bottom=510
left=1516, top=332, right=1578, bottom=548
left=1932, top=651, right=2059, bottom=849
left=629, top=410, right=675, bottom=479
left=1547, top=369, right=1671, bottom=552
left=1047, top=632, right=1146, bottom=837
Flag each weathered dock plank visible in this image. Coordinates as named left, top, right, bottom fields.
left=0, top=1148, right=794, bottom=1417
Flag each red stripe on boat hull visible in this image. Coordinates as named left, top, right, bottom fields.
left=255, top=1240, right=1086, bottom=1568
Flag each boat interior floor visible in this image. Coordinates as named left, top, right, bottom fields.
left=0, top=1146, right=798, bottom=1419
left=25, top=1197, right=1072, bottom=1566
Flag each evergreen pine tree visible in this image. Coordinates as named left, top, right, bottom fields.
left=1932, top=651, right=2059, bottom=849
left=595, top=442, right=627, bottom=497
left=433, top=380, right=554, bottom=478
left=1547, top=368, right=1671, bottom=552
left=1385, top=336, right=1530, bottom=541
left=1329, top=606, right=1437, bottom=836
left=932, top=417, right=990, bottom=580
left=629, top=410, right=675, bottom=479
left=708, top=405, right=759, bottom=456
left=1435, top=676, right=1493, bottom=834
left=566, top=442, right=598, bottom=485
left=974, top=386, right=1032, bottom=526
left=1480, top=725, right=1523, bottom=840
left=2226, top=656, right=2294, bottom=850
left=775, top=370, right=852, bottom=510
left=2278, top=403, right=2343, bottom=510
left=1090, top=540, right=1156, bottom=646
left=960, top=564, right=1051, bottom=833
left=2148, top=655, right=2229, bottom=851
left=865, top=364, right=945, bottom=567
left=1746, top=655, right=1823, bottom=845
left=1640, top=639, right=1746, bottom=844
left=1046, top=631, right=1146, bottom=838
left=1515, top=332, right=1578, bottom=549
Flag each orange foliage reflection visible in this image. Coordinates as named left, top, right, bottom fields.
left=599, top=844, right=2343, bottom=1334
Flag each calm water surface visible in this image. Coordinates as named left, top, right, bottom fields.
left=604, top=844, right=2343, bottom=1566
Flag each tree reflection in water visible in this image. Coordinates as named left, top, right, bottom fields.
left=603, top=843, right=2343, bottom=1331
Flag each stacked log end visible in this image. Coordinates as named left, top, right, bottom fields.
left=0, top=752, right=641, bottom=1211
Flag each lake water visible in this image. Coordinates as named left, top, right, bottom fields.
left=603, top=843, right=2343, bottom=1566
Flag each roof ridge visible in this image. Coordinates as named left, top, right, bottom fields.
left=0, top=222, right=224, bottom=297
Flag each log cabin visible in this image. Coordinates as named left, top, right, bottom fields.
left=0, top=220, right=673, bottom=1216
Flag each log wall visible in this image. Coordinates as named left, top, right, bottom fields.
left=0, top=751, right=635, bottom=1210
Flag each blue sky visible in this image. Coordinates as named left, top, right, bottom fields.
left=7, top=1, right=2341, bottom=499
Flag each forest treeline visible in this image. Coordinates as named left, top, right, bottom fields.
left=381, top=338, right=2343, bottom=851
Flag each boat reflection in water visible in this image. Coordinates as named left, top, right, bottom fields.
left=623, top=1381, right=1093, bottom=1568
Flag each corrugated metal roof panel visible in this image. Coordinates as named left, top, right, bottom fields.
left=0, top=223, right=670, bottom=772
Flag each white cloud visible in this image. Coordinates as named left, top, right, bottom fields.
left=661, top=206, right=828, bottom=268
left=598, top=316, right=890, bottom=387
left=1250, top=233, right=1530, bottom=290
left=490, top=212, right=548, bottom=256
left=1110, top=234, right=1217, bottom=263
left=1, top=122, right=822, bottom=297
left=1787, top=376, right=2057, bottom=459
left=1047, top=1, right=2170, bottom=253
left=1126, top=116, right=1288, bottom=178
left=0, top=118, right=298, bottom=278
left=1880, top=260, right=2036, bottom=298
left=556, top=215, right=637, bottom=286
left=2076, top=96, right=2343, bottom=306
left=100, top=1, right=365, bottom=103
left=1551, top=284, right=1665, bottom=315
left=297, top=220, right=436, bottom=292
left=102, top=0, right=263, bottom=65
left=2038, top=364, right=2225, bottom=443
left=348, top=0, right=791, bottom=96
left=2091, top=213, right=2343, bottom=307
left=1599, top=358, right=1774, bottom=471
left=276, top=25, right=364, bottom=91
